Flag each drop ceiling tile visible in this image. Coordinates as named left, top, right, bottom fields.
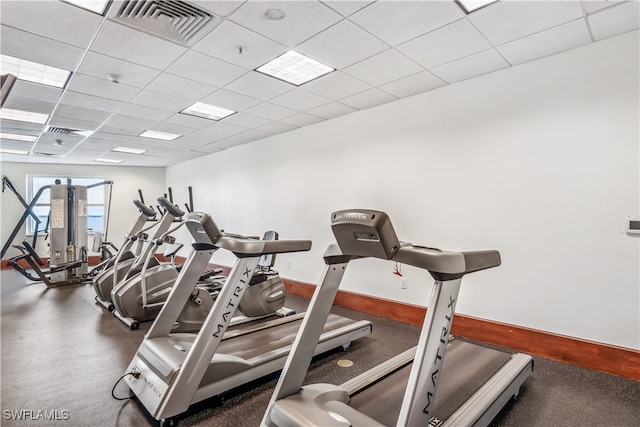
left=0, top=120, right=45, bottom=135
left=201, top=89, right=262, bottom=111
left=581, top=0, right=626, bottom=15
left=343, top=49, right=424, bottom=86
left=205, top=121, right=249, bottom=136
left=53, top=104, right=112, bottom=125
left=0, top=1, right=102, bottom=48
left=88, top=132, right=133, bottom=143
left=221, top=113, right=270, bottom=129
left=430, top=49, right=509, bottom=84
left=280, top=112, right=326, bottom=127
left=468, top=0, right=584, bottom=45
left=90, top=21, right=188, bottom=70
left=2, top=96, right=56, bottom=115
left=228, top=1, right=342, bottom=47
left=190, top=1, right=245, bottom=17
left=588, top=1, right=640, bottom=40
left=1, top=26, right=85, bottom=71
left=189, top=129, right=231, bottom=141
left=147, top=74, right=218, bottom=101
left=224, top=72, right=294, bottom=101
left=339, top=88, right=397, bottom=110
left=498, top=19, right=591, bottom=65
left=0, top=139, right=34, bottom=151
left=211, top=135, right=253, bottom=149
left=321, top=1, right=374, bottom=17
left=193, top=20, right=288, bottom=70
left=165, top=50, right=248, bottom=87
left=8, top=81, right=63, bottom=104
left=379, top=71, right=447, bottom=98
left=348, top=0, right=464, bottom=46
left=302, top=71, right=371, bottom=100
left=60, top=92, right=123, bottom=113
left=237, top=128, right=272, bottom=141
left=101, top=115, right=160, bottom=136
left=67, top=74, right=140, bottom=102
left=129, top=90, right=193, bottom=113
left=258, top=122, right=298, bottom=134
left=296, top=20, right=390, bottom=69
left=117, top=103, right=174, bottom=122
left=269, top=89, right=332, bottom=111
left=244, top=102, right=298, bottom=121
left=397, top=19, right=491, bottom=69
left=77, top=52, right=163, bottom=88
left=307, top=102, right=357, bottom=120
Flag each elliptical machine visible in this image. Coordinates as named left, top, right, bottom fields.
left=93, top=199, right=158, bottom=311
left=110, top=198, right=292, bottom=330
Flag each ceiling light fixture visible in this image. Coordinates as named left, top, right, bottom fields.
left=0, top=132, right=38, bottom=142
left=181, top=102, right=236, bottom=121
left=61, top=0, right=111, bottom=15
left=0, top=108, right=49, bottom=124
left=0, top=148, right=30, bottom=155
left=256, top=50, right=334, bottom=86
left=0, top=54, right=71, bottom=88
left=139, top=130, right=182, bottom=141
left=94, top=158, right=124, bottom=164
left=112, top=146, right=147, bottom=154
left=455, top=0, right=499, bottom=14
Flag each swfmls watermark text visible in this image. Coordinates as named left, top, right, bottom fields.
left=3, top=409, right=70, bottom=421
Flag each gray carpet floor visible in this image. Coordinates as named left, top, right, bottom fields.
left=1, top=269, right=638, bottom=426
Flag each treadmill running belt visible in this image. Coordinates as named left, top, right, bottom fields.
left=348, top=341, right=513, bottom=425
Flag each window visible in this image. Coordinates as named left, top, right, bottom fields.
left=27, top=175, right=109, bottom=236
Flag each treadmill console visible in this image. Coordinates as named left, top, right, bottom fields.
left=185, top=212, right=223, bottom=245
left=331, top=209, right=400, bottom=260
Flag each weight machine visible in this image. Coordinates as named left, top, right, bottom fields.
left=3, top=177, right=114, bottom=287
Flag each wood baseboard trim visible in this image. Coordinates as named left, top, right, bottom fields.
left=282, top=278, right=640, bottom=381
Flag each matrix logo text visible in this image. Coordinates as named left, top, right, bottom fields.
left=3, top=409, right=70, bottom=421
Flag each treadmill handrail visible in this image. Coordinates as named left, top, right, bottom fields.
left=393, top=246, right=501, bottom=281
left=215, top=236, right=312, bottom=257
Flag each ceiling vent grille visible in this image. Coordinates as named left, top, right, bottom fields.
left=31, top=152, right=58, bottom=156
left=108, top=0, right=221, bottom=46
left=45, top=126, right=93, bottom=137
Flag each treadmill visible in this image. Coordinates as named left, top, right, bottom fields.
left=123, top=211, right=372, bottom=425
left=262, top=209, right=533, bottom=427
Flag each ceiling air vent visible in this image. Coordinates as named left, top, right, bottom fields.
left=31, top=152, right=58, bottom=156
left=45, top=126, right=93, bottom=137
left=108, top=0, right=221, bottom=47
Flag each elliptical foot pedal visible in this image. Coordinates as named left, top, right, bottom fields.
left=275, top=307, right=295, bottom=317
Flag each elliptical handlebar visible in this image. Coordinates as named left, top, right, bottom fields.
left=157, top=196, right=185, bottom=218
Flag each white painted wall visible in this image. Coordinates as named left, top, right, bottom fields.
left=167, top=31, right=639, bottom=350
left=0, top=162, right=166, bottom=258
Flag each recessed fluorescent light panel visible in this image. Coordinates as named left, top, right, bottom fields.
left=95, top=158, right=123, bottom=164
left=256, top=50, right=334, bottom=86
left=455, top=0, right=499, bottom=14
left=139, top=130, right=181, bottom=141
left=0, top=148, right=30, bottom=155
left=61, top=0, right=111, bottom=15
left=181, top=102, right=236, bottom=121
left=112, top=146, right=147, bottom=154
left=0, top=108, right=49, bottom=124
left=0, top=132, right=38, bottom=142
left=0, top=54, right=71, bottom=88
